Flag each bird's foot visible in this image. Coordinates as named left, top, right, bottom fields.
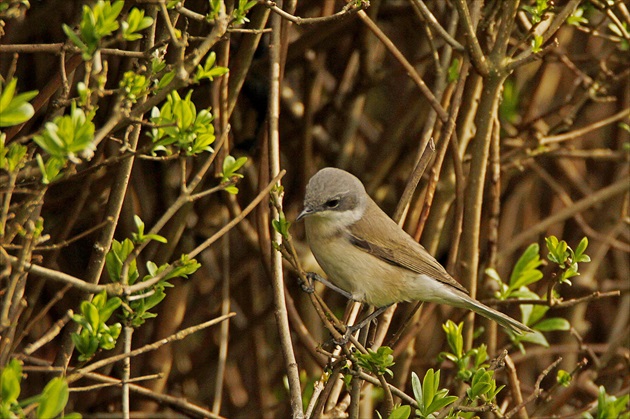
left=299, top=272, right=316, bottom=294
left=332, top=323, right=364, bottom=346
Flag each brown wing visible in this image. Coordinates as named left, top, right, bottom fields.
left=347, top=199, right=469, bottom=294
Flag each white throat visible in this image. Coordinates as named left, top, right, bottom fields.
left=305, top=203, right=365, bottom=239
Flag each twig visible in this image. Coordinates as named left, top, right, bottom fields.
left=409, top=0, right=464, bottom=51
left=66, top=312, right=236, bottom=383
left=451, top=0, right=489, bottom=75
left=23, top=310, right=73, bottom=356
left=504, top=357, right=563, bottom=419
left=305, top=379, right=325, bottom=419
left=263, top=0, right=367, bottom=25
left=392, top=139, right=435, bottom=223
left=69, top=373, right=162, bottom=392
left=484, top=291, right=621, bottom=308
left=355, top=9, right=449, bottom=121
left=540, top=107, right=630, bottom=145
left=505, top=354, right=528, bottom=419
left=268, top=1, right=304, bottom=416
left=497, top=178, right=630, bottom=258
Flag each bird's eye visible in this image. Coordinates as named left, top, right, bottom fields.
left=325, top=199, right=340, bottom=208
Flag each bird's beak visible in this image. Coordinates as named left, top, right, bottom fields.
left=296, top=206, right=313, bottom=221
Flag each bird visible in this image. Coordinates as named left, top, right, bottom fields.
left=296, top=167, right=532, bottom=335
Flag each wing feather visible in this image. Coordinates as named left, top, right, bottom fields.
left=347, top=199, right=469, bottom=295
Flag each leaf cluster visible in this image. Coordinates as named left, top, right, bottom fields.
left=355, top=346, right=395, bottom=378
left=149, top=90, right=216, bottom=156
left=71, top=290, right=122, bottom=361
left=1, top=359, right=80, bottom=419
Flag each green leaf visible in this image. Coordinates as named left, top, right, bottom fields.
left=33, top=101, right=95, bottom=162
left=0, top=78, right=38, bottom=127
left=36, top=377, right=69, bottom=419
left=518, top=329, right=549, bottom=347
left=411, top=372, right=423, bottom=411
left=122, top=8, right=154, bottom=41
left=91, top=289, right=107, bottom=310
left=387, top=405, right=411, bottom=419
left=422, top=368, right=436, bottom=411
left=100, top=297, right=122, bottom=323
left=534, top=317, right=570, bottom=332
left=442, top=320, right=463, bottom=358
left=1, top=358, right=22, bottom=404
left=556, top=369, right=572, bottom=387
left=447, top=58, right=460, bottom=83
left=83, top=302, right=100, bottom=331
left=0, top=77, right=17, bottom=111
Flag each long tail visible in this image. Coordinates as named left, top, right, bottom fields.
left=456, top=294, right=533, bottom=335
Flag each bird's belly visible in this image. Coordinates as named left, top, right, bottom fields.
left=306, top=232, right=407, bottom=307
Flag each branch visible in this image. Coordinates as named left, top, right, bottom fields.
left=409, top=0, right=465, bottom=52
left=66, top=313, right=236, bottom=383
left=540, top=107, right=630, bottom=145
left=498, top=177, right=630, bottom=257
left=484, top=291, right=622, bottom=308
left=262, top=0, right=367, bottom=25
left=355, top=9, right=449, bottom=121
left=505, top=358, right=563, bottom=419
left=451, top=0, right=489, bottom=75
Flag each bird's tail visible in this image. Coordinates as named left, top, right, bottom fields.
left=456, top=294, right=533, bottom=335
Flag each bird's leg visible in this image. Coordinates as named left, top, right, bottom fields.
left=306, top=272, right=353, bottom=300
left=334, top=304, right=393, bottom=345
left=299, top=273, right=315, bottom=294
left=348, top=304, right=392, bottom=335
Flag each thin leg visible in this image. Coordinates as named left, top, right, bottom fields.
left=334, top=304, right=394, bottom=345
left=349, top=304, right=392, bottom=334
left=306, top=272, right=353, bottom=300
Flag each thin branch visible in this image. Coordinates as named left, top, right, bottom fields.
left=498, top=177, right=630, bottom=257
left=355, top=9, right=449, bottom=121
left=409, top=0, right=465, bottom=52
left=540, top=107, right=630, bottom=145
left=505, top=358, right=563, bottom=419
left=66, top=312, right=236, bottom=383
left=23, top=310, right=73, bottom=356
left=451, top=0, right=489, bottom=75
left=484, top=291, right=621, bottom=308
left=3, top=171, right=286, bottom=298
left=262, top=0, right=367, bottom=25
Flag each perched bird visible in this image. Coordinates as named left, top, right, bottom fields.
left=297, top=167, right=531, bottom=334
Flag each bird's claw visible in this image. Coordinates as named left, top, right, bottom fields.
left=299, top=272, right=316, bottom=293
left=331, top=323, right=362, bottom=346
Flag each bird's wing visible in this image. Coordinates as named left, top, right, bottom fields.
left=347, top=200, right=469, bottom=294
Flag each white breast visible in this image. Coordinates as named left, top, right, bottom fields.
left=305, top=216, right=410, bottom=307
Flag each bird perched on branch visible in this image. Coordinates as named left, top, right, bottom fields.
left=297, top=167, right=531, bottom=335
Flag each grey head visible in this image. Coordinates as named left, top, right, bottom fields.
left=297, top=168, right=368, bottom=221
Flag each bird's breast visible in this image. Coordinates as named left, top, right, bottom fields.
left=304, top=218, right=409, bottom=307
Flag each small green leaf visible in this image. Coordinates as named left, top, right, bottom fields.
left=557, top=369, right=572, bottom=387
left=0, top=78, right=38, bottom=127
left=533, top=317, right=570, bottom=332
left=36, top=377, right=69, bottom=419
left=387, top=405, right=411, bottom=419
left=84, top=302, right=100, bottom=331
left=411, top=372, right=423, bottom=411
left=1, top=358, right=22, bottom=404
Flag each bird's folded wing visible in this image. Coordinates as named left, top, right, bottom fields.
left=346, top=208, right=469, bottom=294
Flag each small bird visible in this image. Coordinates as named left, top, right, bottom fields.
left=297, top=167, right=531, bottom=335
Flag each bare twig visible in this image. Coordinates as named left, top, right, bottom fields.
left=66, top=312, right=236, bottom=383
left=263, top=0, right=367, bottom=25
left=505, top=358, right=563, bottom=419
left=498, top=178, right=630, bottom=257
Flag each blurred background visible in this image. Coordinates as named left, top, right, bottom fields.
left=0, top=0, right=628, bottom=417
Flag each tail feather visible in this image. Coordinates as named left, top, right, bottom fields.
left=457, top=295, right=533, bottom=335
